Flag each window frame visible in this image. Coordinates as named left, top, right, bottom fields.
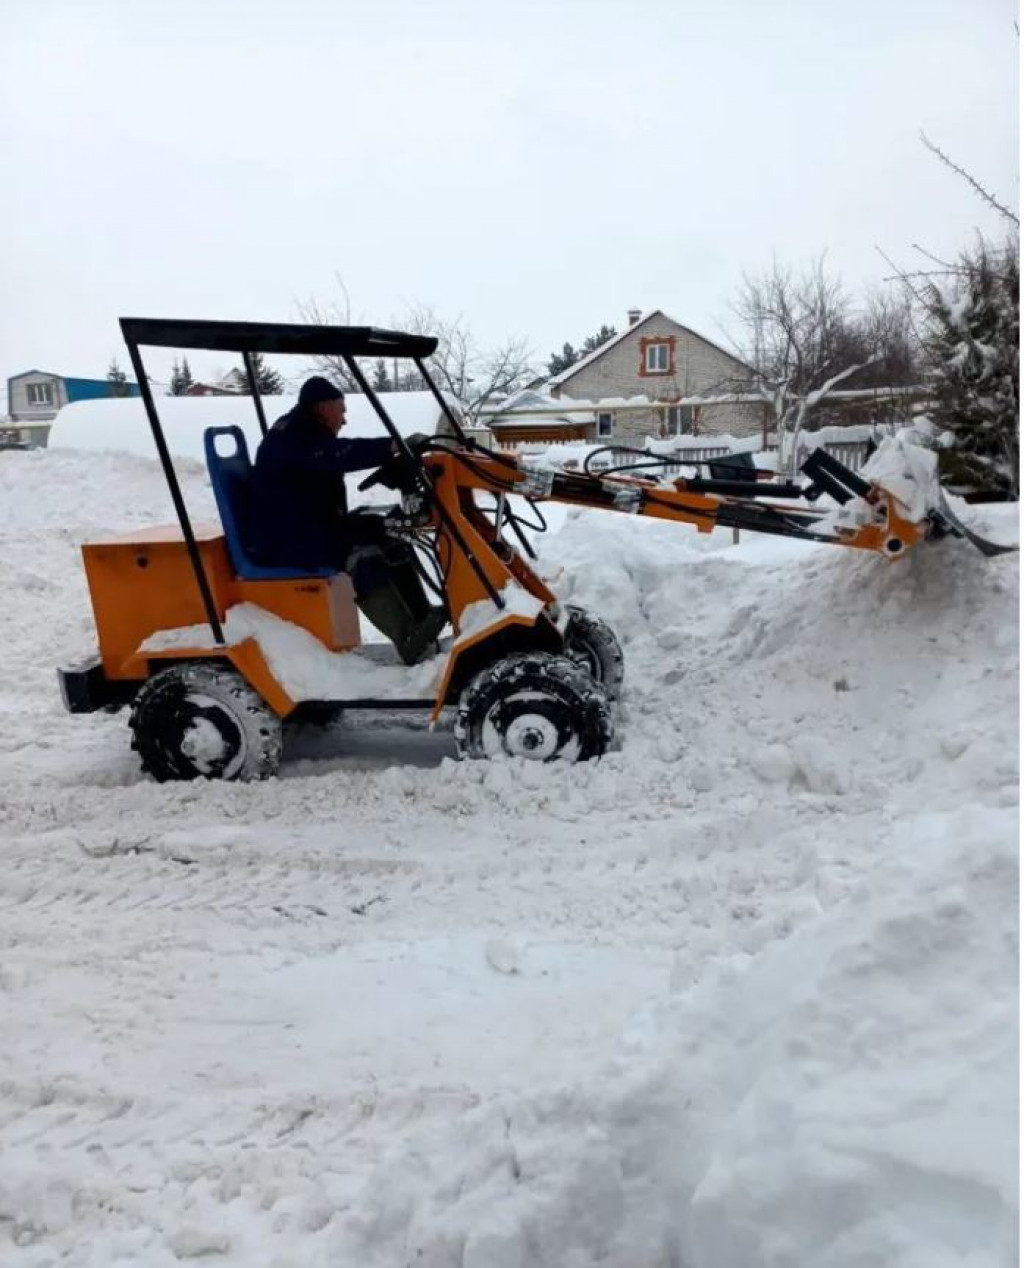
left=666, top=404, right=694, bottom=436
left=638, top=334, right=677, bottom=377
left=596, top=410, right=614, bottom=439
left=26, top=381, right=55, bottom=407
left=645, top=343, right=670, bottom=373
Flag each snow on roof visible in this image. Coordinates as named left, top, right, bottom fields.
left=545, top=310, right=754, bottom=388
left=8, top=368, right=60, bottom=381
left=489, top=419, right=591, bottom=430
left=483, top=389, right=597, bottom=427
left=48, top=391, right=454, bottom=462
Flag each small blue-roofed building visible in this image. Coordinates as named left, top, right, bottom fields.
left=4, top=369, right=142, bottom=446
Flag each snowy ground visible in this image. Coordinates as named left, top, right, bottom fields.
left=0, top=447, right=1018, bottom=1267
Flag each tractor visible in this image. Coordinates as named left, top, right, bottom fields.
left=57, top=318, right=1011, bottom=780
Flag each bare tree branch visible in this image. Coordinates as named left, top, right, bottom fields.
left=391, top=300, right=536, bottom=423
left=732, top=255, right=919, bottom=474
left=296, top=282, right=362, bottom=391
left=300, top=282, right=537, bottom=429
left=912, top=242, right=956, bottom=270
left=920, top=131, right=1019, bottom=227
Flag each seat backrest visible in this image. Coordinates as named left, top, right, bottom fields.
left=204, top=426, right=256, bottom=572
left=203, top=425, right=334, bottom=580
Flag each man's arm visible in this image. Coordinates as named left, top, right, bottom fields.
left=330, top=436, right=396, bottom=474
left=257, top=430, right=396, bottom=479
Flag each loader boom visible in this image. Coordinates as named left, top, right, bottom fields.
left=417, top=444, right=929, bottom=554
left=344, top=436, right=966, bottom=644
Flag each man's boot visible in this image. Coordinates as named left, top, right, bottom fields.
left=389, top=554, right=449, bottom=663
left=357, top=581, right=448, bottom=667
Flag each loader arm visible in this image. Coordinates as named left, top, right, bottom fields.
left=378, top=438, right=1012, bottom=639
left=419, top=441, right=929, bottom=564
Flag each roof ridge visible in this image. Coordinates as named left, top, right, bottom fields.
left=546, top=309, right=753, bottom=387
left=545, top=312, right=659, bottom=386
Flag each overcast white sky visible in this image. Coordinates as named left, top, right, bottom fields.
left=1, top=0, right=1018, bottom=397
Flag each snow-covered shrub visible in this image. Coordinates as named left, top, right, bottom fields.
left=920, top=235, right=1019, bottom=499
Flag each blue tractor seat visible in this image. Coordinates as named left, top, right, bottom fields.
left=203, top=425, right=336, bottom=581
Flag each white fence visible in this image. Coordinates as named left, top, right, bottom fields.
left=505, top=435, right=877, bottom=476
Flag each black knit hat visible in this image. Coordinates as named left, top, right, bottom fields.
left=298, top=376, right=344, bottom=406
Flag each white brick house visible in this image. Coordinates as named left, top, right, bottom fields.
left=547, top=309, right=764, bottom=444
left=486, top=310, right=767, bottom=449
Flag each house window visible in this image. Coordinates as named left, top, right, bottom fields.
left=666, top=405, right=694, bottom=435
left=645, top=343, right=670, bottom=373
left=639, top=335, right=676, bottom=377
left=27, top=382, right=54, bottom=407
left=596, top=411, right=614, bottom=438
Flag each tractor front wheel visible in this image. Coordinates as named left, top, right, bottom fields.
left=130, top=661, right=283, bottom=782
left=455, top=652, right=613, bottom=763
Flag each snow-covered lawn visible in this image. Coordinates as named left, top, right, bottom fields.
left=0, top=448, right=1018, bottom=1266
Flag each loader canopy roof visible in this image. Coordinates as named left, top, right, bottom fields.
left=119, top=317, right=438, bottom=360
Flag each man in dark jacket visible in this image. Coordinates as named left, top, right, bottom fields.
left=249, top=376, right=447, bottom=664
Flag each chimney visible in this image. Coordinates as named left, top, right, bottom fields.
left=627, top=307, right=642, bottom=326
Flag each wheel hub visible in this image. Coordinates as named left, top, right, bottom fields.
left=176, top=692, right=246, bottom=778
left=486, top=693, right=576, bottom=761
left=505, top=714, right=560, bottom=758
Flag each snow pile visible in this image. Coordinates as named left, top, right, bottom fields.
left=860, top=434, right=942, bottom=522
left=340, top=812, right=1017, bottom=1268
left=0, top=445, right=1017, bottom=1267
left=331, top=505, right=1019, bottom=1267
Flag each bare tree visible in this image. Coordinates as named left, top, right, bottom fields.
left=731, top=256, right=881, bottom=474
left=297, top=276, right=361, bottom=391
left=298, top=283, right=536, bottom=424
left=395, top=301, right=535, bottom=424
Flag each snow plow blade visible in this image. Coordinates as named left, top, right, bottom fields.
left=929, top=490, right=1019, bottom=559
left=802, top=444, right=1018, bottom=559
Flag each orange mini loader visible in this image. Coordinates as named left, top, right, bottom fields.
left=57, top=317, right=1012, bottom=780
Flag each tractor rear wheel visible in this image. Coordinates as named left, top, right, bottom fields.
left=563, top=605, right=625, bottom=700
left=130, top=661, right=282, bottom=782
left=455, top=652, right=613, bottom=763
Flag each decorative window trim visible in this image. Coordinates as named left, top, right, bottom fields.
left=596, top=410, right=614, bottom=438
left=639, top=335, right=677, bottom=377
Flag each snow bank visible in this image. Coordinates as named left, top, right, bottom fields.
left=332, top=504, right=1019, bottom=1266
left=48, top=390, right=452, bottom=462
left=340, top=812, right=1017, bottom=1268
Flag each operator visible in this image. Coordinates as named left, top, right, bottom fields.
left=248, top=375, right=447, bottom=665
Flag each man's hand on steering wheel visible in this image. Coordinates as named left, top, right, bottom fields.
left=358, top=443, right=423, bottom=493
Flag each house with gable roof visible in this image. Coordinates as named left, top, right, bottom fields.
left=5, top=368, right=141, bottom=446
left=486, top=308, right=765, bottom=448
